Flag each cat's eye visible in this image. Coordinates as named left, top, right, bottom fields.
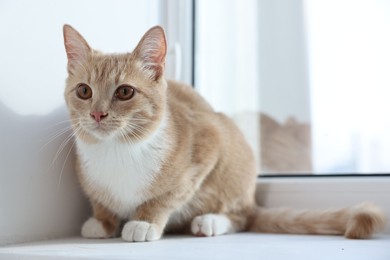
left=76, top=84, right=92, bottom=100
left=115, top=85, right=135, bottom=100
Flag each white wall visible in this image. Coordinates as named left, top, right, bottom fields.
left=0, top=0, right=160, bottom=245
left=0, top=0, right=160, bottom=116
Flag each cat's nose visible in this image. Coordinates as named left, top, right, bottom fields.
left=90, top=111, right=108, bottom=122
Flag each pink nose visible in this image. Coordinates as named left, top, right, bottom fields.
left=90, top=111, right=108, bottom=122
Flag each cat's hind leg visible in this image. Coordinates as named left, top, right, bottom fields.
left=191, top=214, right=237, bottom=237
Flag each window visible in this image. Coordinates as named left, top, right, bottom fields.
left=195, top=0, right=390, bottom=175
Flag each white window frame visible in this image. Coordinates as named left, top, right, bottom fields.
left=158, top=0, right=194, bottom=85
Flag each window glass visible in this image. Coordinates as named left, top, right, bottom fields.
left=195, top=0, right=390, bottom=174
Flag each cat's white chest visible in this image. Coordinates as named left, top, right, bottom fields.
left=76, top=134, right=165, bottom=218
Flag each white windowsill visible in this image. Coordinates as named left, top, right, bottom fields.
left=0, top=234, right=389, bottom=260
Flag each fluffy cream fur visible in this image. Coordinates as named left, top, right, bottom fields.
left=63, top=24, right=386, bottom=242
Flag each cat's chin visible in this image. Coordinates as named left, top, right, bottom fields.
left=86, top=126, right=118, bottom=141
left=90, top=131, right=115, bottom=141
left=81, top=123, right=136, bottom=143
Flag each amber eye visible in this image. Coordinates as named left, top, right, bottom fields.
left=76, top=83, right=92, bottom=100
left=115, top=85, right=135, bottom=100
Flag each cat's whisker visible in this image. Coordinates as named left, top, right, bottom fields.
left=40, top=121, right=80, bottom=140
left=129, top=124, right=152, bottom=138
left=119, top=129, right=135, bottom=146
left=38, top=126, right=75, bottom=152
left=129, top=118, right=152, bottom=123
left=126, top=121, right=151, bottom=131
left=40, top=125, right=71, bottom=141
left=57, top=127, right=80, bottom=188
left=38, top=118, right=80, bottom=132
left=109, top=117, right=152, bottom=125
left=46, top=127, right=79, bottom=174
left=122, top=125, right=143, bottom=145
left=39, top=119, right=82, bottom=138
left=39, top=122, right=71, bottom=132
left=122, top=124, right=146, bottom=143
left=39, top=116, right=86, bottom=130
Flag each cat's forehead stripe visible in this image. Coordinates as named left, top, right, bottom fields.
left=90, top=55, right=130, bottom=84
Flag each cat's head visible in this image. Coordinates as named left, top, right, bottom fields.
left=63, top=25, right=167, bottom=143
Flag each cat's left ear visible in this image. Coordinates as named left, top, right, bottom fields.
left=133, top=26, right=167, bottom=81
left=63, top=24, right=92, bottom=70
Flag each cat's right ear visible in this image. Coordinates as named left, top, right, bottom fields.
left=63, top=25, right=91, bottom=70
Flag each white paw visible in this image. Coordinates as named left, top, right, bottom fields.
left=121, top=221, right=161, bottom=242
left=81, top=217, right=108, bottom=238
left=191, top=214, right=234, bottom=237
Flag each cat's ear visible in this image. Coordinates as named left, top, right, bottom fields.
left=133, top=26, right=167, bottom=81
left=63, top=24, right=92, bottom=70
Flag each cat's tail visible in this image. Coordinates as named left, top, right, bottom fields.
left=249, top=202, right=386, bottom=239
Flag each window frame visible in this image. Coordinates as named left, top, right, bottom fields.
left=159, top=0, right=195, bottom=86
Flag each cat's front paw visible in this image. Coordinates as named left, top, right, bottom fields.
left=191, top=214, right=234, bottom=237
left=121, top=221, right=162, bottom=242
left=81, top=217, right=109, bottom=238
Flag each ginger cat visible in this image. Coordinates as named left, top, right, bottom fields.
left=63, top=25, right=386, bottom=242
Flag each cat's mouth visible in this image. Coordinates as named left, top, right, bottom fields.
left=82, top=121, right=120, bottom=139
left=78, top=117, right=144, bottom=141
